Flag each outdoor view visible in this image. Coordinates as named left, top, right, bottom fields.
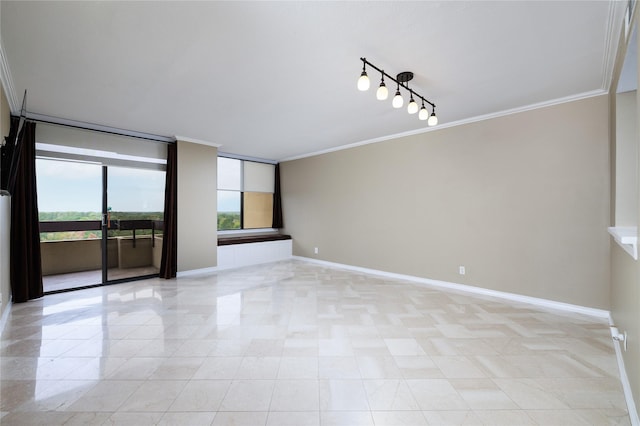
left=217, top=157, right=275, bottom=230
left=36, top=157, right=166, bottom=291
left=37, top=159, right=165, bottom=240
left=218, top=157, right=241, bottom=230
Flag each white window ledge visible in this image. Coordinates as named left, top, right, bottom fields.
left=608, top=226, right=638, bottom=260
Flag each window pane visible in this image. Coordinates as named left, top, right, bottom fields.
left=37, top=158, right=102, bottom=241
left=218, top=157, right=241, bottom=191
left=108, top=167, right=166, bottom=218
left=218, top=190, right=241, bottom=230
left=244, top=161, right=274, bottom=193
left=243, top=192, right=273, bottom=229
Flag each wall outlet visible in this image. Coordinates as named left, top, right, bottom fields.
left=314, top=247, right=319, bottom=254
left=459, top=266, right=466, bottom=275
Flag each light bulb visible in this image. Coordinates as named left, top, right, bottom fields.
left=419, top=106, right=429, bottom=120
left=428, top=112, right=438, bottom=126
left=407, top=97, right=418, bottom=114
left=376, top=82, right=388, bottom=100
left=392, top=90, right=403, bottom=108
left=357, top=71, right=370, bottom=91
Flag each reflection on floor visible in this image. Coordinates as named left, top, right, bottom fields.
left=43, top=266, right=159, bottom=293
left=1, top=260, right=631, bottom=425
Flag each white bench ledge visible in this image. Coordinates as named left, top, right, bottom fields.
left=608, top=226, right=638, bottom=260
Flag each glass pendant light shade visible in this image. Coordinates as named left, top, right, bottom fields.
left=357, top=71, right=370, bottom=91
left=392, top=90, right=403, bottom=108
left=427, top=112, right=438, bottom=126
left=376, top=82, right=388, bottom=100
left=419, top=106, right=429, bottom=120
left=407, top=97, right=418, bottom=114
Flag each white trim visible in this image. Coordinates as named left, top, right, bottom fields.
left=219, top=151, right=278, bottom=165
left=609, top=317, right=640, bottom=425
left=175, top=135, right=222, bottom=148
left=0, top=296, right=12, bottom=337
left=292, top=256, right=611, bottom=319
left=280, top=90, right=607, bottom=162
left=176, top=266, right=218, bottom=277
left=608, top=226, right=638, bottom=260
left=602, top=0, right=627, bottom=91
left=0, top=39, right=18, bottom=113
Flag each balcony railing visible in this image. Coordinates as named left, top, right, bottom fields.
left=39, top=219, right=164, bottom=277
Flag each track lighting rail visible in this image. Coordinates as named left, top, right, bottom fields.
left=360, top=57, right=435, bottom=109
left=358, top=57, right=438, bottom=126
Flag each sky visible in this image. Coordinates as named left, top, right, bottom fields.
left=36, top=159, right=165, bottom=212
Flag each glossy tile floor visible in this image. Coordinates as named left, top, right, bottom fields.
left=0, top=260, right=631, bottom=425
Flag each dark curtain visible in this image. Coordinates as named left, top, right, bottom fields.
left=10, top=119, right=43, bottom=302
left=159, top=142, right=177, bottom=278
left=272, top=163, right=283, bottom=228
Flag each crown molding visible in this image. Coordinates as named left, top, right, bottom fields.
left=174, top=135, right=222, bottom=148
left=0, top=38, right=18, bottom=113
left=280, top=89, right=607, bottom=162
left=602, top=0, right=628, bottom=92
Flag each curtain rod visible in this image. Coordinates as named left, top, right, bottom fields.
left=21, top=112, right=175, bottom=144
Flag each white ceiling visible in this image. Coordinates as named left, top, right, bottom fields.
left=0, top=1, right=627, bottom=162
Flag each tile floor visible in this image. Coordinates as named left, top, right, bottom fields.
left=0, top=260, right=631, bottom=425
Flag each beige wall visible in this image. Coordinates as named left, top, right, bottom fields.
left=177, top=140, right=217, bottom=272
left=615, top=90, right=638, bottom=226
left=0, top=83, right=10, bottom=317
left=281, top=95, right=610, bottom=309
left=609, top=15, right=640, bottom=417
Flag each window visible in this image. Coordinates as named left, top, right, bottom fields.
left=217, top=157, right=275, bottom=231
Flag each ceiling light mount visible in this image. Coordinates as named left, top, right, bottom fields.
left=396, top=71, right=414, bottom=84
left=358, top=58, right=438, bottom=126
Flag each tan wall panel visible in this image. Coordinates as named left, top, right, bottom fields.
left=281, top=95, right=610, bottom=309
left=177, top=140, right=217, bottom=272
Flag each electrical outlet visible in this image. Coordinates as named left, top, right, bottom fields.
left=459, top=266, right=466, bottom=275
left=314, top=247, right=319, bottom=254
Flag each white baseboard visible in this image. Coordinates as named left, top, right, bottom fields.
left=609, top=319, right=640, bottom=425
left=293, top=256, right=610, bottom=319
left=176, top=266, right=218, bottom=278
left=0, top=296, right=12, bottom=336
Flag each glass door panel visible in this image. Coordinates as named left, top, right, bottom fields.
left=105, top=166, right=165, bottom=282
left=36, top=158, right=103, bottom=292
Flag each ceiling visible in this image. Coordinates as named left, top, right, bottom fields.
left=0, top=1, right=627, bottom=162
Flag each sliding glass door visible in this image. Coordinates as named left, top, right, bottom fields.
left=37, top=159, right=166, bottom=293
left=37, top=158, right=104, bottom=292
left=104, top=166, right=165, bottom=283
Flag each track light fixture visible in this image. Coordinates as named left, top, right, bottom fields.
left=358, top=57, right=438, bottom=126
left=357, top=62, right=370, bottom=91
left=376, top=73, right=388, bottom=100
left=392, top=82, right=403, bottom=109
left=419, top=100, right=429, bottom=121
